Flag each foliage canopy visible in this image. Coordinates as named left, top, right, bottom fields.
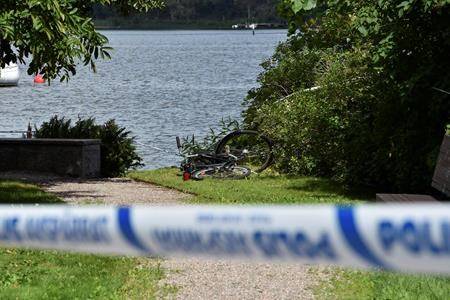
left=245, top=0, right=450, bottom=191
left=0, top=0, right=163, bottom=82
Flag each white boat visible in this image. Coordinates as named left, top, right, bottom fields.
left=0, top=63, right=20, bottom=86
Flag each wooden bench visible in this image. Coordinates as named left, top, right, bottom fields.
left=376, top=135, right=450, bottom=202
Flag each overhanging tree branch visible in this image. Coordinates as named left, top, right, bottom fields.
left=0, top=0, right=164, bottom=82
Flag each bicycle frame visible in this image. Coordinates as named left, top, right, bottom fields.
left=176, top=136, right=238, bottom=175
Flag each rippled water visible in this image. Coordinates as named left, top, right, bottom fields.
left=0, top=30, right=286, bottom=168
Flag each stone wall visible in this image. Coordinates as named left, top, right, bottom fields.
left=0, top=139, right=101, bottom=178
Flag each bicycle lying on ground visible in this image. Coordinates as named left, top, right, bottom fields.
left=176, top=130, right=274, bottom=180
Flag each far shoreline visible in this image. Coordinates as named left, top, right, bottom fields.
left=95, top=27, right=288, bottom=31
left=94, top=21, right=287, bottom=31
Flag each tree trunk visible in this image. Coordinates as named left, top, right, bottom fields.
left=0, top=38, right=12, bottom=68
left=0, top=38, right=4, bottom=68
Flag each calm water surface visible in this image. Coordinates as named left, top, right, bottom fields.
left=0, top=30, right=287, bottom=168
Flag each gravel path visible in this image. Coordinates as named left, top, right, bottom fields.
left=42, top=178, right=190, bottom=205
left=0, top=171, right=318, bottom=299
left=0, top=171, right=190, bottom=205
left=161, top=259, right=316, bottom=299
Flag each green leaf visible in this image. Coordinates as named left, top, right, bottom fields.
left=292, top=0, right=317, bottom=13
left=357, top=26, right=368, bottom=36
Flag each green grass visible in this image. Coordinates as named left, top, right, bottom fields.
left=318, top=269, right=450, bottom=300
left=0, top=181, right=62, bottom=204
left=0, top=250, right=171, bottom=299
left=131, top=168, right=450, bottom=299
left=0, top=180, right=175, bottom=299
left=129, top=167, right=369, bottom=204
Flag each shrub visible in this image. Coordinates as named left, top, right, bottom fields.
left=255, top=49, right=380, bottom=180
left=179, top=117, right=240, bottom=155
left=35, top=116, right=143, bottom=177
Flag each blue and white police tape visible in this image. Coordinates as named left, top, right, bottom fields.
left=0, top=204, right=449, bottom=275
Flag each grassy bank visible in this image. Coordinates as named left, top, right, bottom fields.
left=0, top=180, right=174, bottom=299
left=129, top=167, right=367, bottom=204
left=131, top=168, right=450, bottom=299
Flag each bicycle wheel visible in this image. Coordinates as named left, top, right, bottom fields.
left=192, top=166, right=251, bottom=180
left=215, top=130, right=273, bottom=173
left=191, top=167, right=215, bottom=180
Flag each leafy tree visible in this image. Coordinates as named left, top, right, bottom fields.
left=0, top=0, right=163, bottom=82
left=245, top=0, right=450, bottom=191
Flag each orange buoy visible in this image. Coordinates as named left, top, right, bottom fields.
left=34, top=74, right=45, bottom=84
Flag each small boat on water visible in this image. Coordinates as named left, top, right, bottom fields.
left=0, top=63, right=20, bottom=86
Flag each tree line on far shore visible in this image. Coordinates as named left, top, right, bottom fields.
left=92, top=0, right=284, bottom=28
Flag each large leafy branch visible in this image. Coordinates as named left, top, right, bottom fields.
left=280, top=0, right=449, bottom=66
left=0, top=0, right=163, bottom=82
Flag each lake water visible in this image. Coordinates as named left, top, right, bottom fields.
left=0, top=30, right=287, bottom=168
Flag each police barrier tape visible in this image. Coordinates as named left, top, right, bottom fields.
left=0, top=204, right=449, bottom=275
